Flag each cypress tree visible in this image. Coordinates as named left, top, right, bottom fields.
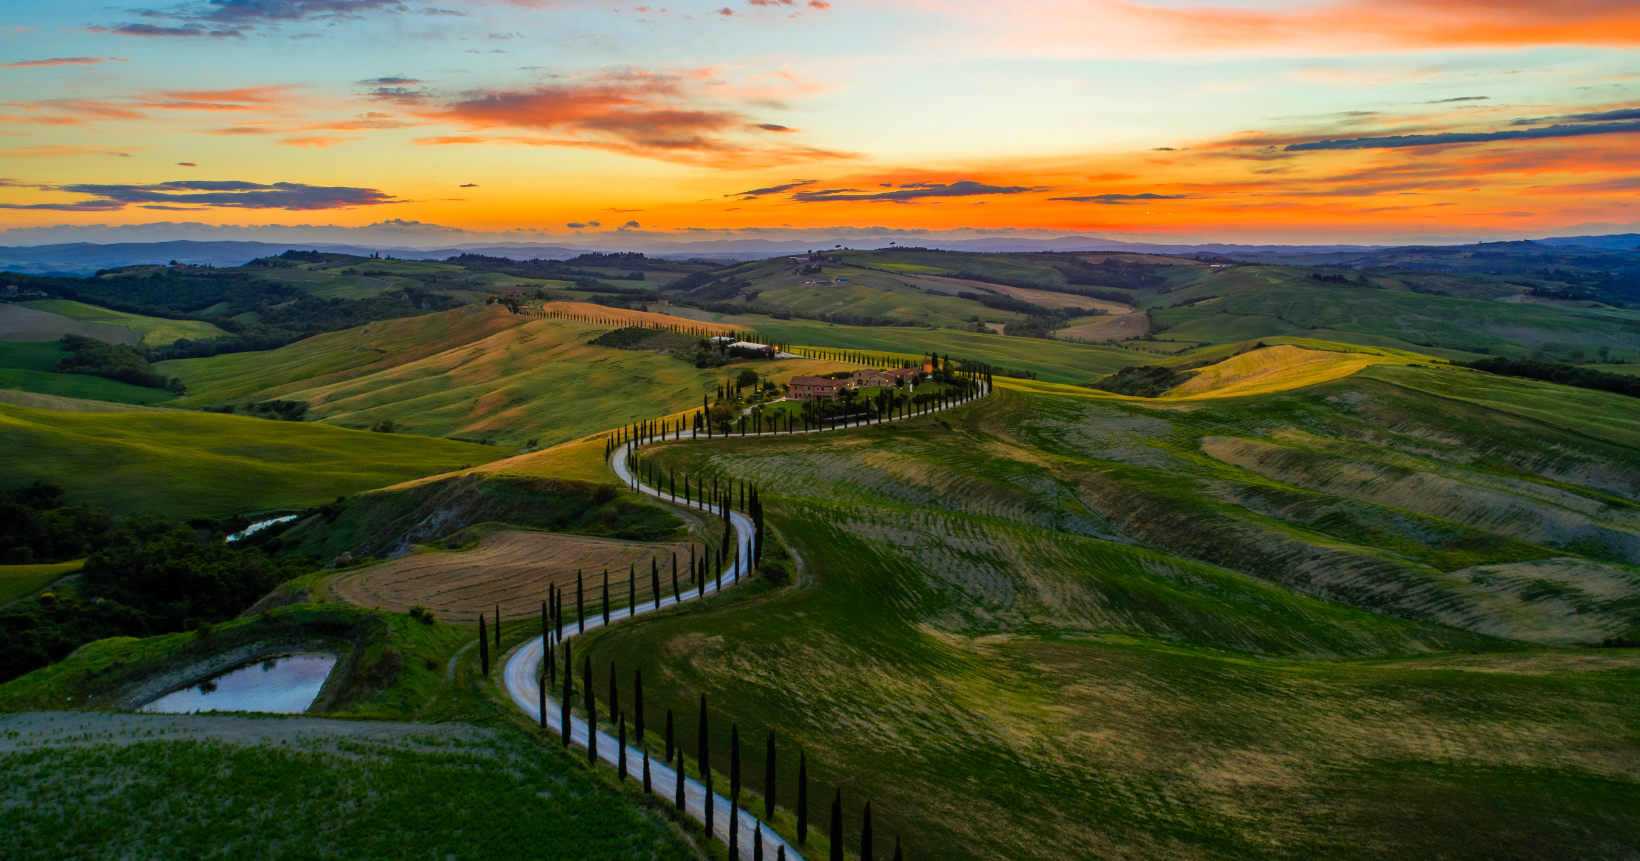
left=862, top=800, right=873, bottom=861
left=651, top=557, right=661, bottom=609
left=730, top=803, right=739, bottom=859
left=798, top=750, right=808, bottom=843
left=829, top=789, right=843, bottom=861
left=634, top=668, right=645, bottom=743
left=755, top=823, right=765, bottom=861
left=779, top=846, right=787, bottom=861
left=541, top=599, right=549, bottom=646
left=765, top=730, right=776, bottom=819
left=478, top=615, right=489, bottom=676
left=731, top=723, right=741, bottom=801
left=602, top=569, right=610, bottom=625
left=537, top=658, right=546, bottom=729
left=675, top=747, right=686, bottom=810
left=689, top=545, right=696, bottom=585
left=584, top=654, right=596, bottom=764
left=576, top=570, right=585, bottom=633
left=671, top=553, right=680, bottom=602
left=560, top=639, right=572, bottom=746
left=618, top=712, right=628, bottom=780
left=893, top=837, right=902, bottom=861
left=665, top=707, right=676, bottom=760
left=643, top=734, right=651, bottom=793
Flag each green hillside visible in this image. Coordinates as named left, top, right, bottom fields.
left=0, top=341, right=175, bottom=405
left=20, top=299, right=227, bottom=347
left=161, top=305, right=850, bottom=446
left=579, top=362, right=1640, bottom=860
left=0, top=402, right=502, bottom=518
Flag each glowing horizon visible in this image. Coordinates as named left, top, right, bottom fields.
left=3, top=0, right=1639, bottom=245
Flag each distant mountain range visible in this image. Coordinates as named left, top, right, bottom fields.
left=1, top=233, right=1636, bottom=277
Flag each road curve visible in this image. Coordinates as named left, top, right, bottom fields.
left=504, top=376, right=989, bottom=860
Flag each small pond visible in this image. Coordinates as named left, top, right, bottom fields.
left=140, top=652, right=337, bottom=715
left=225, top=515, right=299, bottom=543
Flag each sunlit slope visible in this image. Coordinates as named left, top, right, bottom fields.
left=165, top=304, right=846, bottom=446
left=587, top=365, right=1640, bottom=860
left=1162, top=344, right=1411, bottom=399
left=0, top=402, right=501, bottom=518
left=20, top=299, right=227, bottom=347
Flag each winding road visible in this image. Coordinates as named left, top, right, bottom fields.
left=503, top=375, right=989, bottom=860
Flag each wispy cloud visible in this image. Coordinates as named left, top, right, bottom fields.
left=0, top=179, right=397, bottom=211
left=1050, top=192, right=1187, bottom=204
left=791, top=180, right=1039, bottom=202
left=1, top=57, right=127, bottom=68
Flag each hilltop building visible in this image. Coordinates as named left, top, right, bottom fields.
left=787, top=376, right=847, bottom=401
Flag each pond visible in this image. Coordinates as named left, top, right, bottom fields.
left=140, top=652, right=337, bottom=715
left=225, top=515, right=299, bottom=543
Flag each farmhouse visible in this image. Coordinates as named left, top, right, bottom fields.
left=727, top=340, right=775, bottom=359
left=851, top=367, right=919, bottom=387
left=788, top=375, right=848, bottom=401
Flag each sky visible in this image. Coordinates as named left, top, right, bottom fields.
left=1, top=0, right=1638, bottom=247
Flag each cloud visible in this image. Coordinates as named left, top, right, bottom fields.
left=1425, top=96, right=1490, bottom=104
left=101, top=0, right=411, bottom=38
left=1284, top=120, right=1640, bottom=151
left=729, top=179, right=815, bottom=198
left=791, top=180, right=1040, bottom=203
left=459, top=182, right=479, bottom=187
left=565, top=221, right=601, bottom=228
left=176, top=162, right=197, bottom=167
left=755, top=123, right=795, bottom=132
left=1, top=57, right=128, bottom=68
left=1, top=145, right=134, bottom=158
left=1050, top=193, right=1188, bottom=204
left=423, top=70, right=853, bottom=165
left=97, top=23, right=245, bottom=38
left=0, top=179, right=397, bottom=212
left=619, top=220, right=641, bottom=229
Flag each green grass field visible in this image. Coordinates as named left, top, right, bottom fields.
left=0, top=341, right=176, bottom=405
left=576, top=362, right=1640, bottom=860
left=20, top=299, right=227, bottom=347
left=162, top=305, right=851, bottom=446
left=0, top=561, right=79, bottom=606
left=0, top=401, right=504, bottom=518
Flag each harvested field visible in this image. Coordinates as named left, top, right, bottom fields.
left=539, top=300, right=740, bottom=334
left=0, top=303, right=138, bottom=345
left=327, top=530, right=702, bottom=620
left=1054, top=313, right=1151, bottom=342
left=909, top=274, right=1130, bottom=313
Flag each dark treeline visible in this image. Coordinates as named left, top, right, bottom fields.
left=57, top=334, right=184, bottom=393
left=1087, top=364, right=1192, bottom=397
left=1463, top=357, right=1640, bottom=399
left=0, top=489, right=312, bottom=682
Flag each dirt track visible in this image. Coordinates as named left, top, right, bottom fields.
left=326, top=530, right=699, bottom=620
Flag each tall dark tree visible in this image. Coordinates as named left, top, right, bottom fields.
left=730, top=802, right=739, bottom=859
left=797, top=750, right=808, bottom=844
left=671, top=552, right=680, bottom=602
left=731, top=723, right=741, bottom=801
left=861, top=800, right=873, bottom=861
left=628, top=563, right=636, bottom=615
left=537, top=658, right=547, bottom=730
left=477, top=615, right=489, bottom=676
left=576, top=569, right=585, bottom=633
left=560, top=639, right=572, bottom=746
left=829, top=789, right=843, bottom=861
left=618, top=712, right=628, bottom=780
left=651, top=557, right=661, bottom=609
left=642, top=734, right=652, bottom=793
left=541, top=599, right=550, bottom=645
left=601, top=569, right=610, bottom=625
left=584, top=654, right=597, bottom=764
left=675, top=748, right=686, bottom=810
left=634, top=668, right=646, bottom=745
left=893, top=836, right=903, bottom=861
left=755, top=823, right=765, bottom=861
left=765, top=730, right=777, bottom=819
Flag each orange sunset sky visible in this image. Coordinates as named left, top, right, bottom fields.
left=2, top=0, right=1639, bottom=247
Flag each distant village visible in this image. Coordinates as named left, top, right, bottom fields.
left=705, top=334, right=936, bottom=402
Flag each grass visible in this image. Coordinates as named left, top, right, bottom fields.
left=162, top=305, right=850, bottom=447
left=571, top=364, right=1640, bottom=860
left=0, top=720, right=696, bottom=861
left=0, top=561, right=79, bottom=606
left=0, top=401, right=503, bottom=518
left=20, top=299, right=227, bottom=347
left=0, top=340, right=175, bottom=405
left=1160, top=344, right=1410, bottom=399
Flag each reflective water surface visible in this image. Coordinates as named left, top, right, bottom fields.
left=140, top=652, right=337, bottom=714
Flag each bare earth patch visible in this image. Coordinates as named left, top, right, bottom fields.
left=327, top=530, right=698, bottom=619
